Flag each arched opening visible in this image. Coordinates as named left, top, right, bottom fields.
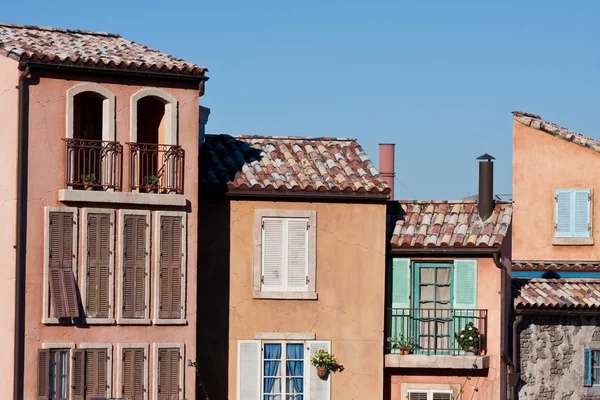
left=137, top=96, right=166, bottom=145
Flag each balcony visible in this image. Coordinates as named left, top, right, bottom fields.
left=385, top=308, right=489, bottom=369
left=63, top=138, right=122, bottom=191
left=127, top=142, right=184, bottom=194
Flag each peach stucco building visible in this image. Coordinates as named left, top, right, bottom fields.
left=0, top=23, right=208, bottom=400
left=197, top=135, right=390, bottom=399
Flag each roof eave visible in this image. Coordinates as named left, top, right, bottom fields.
left=514, top=307, right=600, bottom=316
left=389, top=246, right=501, bottom=256
left=225, top=189, right=390, bottom=203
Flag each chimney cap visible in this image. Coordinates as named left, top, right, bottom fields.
left=477, top=153, right=495, bottom=161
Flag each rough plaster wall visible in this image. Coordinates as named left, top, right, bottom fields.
left=518, top=316, right=600, bottom=400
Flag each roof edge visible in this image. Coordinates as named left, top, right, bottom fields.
left=204, top=133, right=358, bottom=141
left=0, top=22, right=120, bottom=37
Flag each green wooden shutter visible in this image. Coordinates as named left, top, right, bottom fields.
left=391, top=258, right=411, bottom=308
left=584, top=349, right=593, bottom=387
left=453, top=260, right=477, bottom=309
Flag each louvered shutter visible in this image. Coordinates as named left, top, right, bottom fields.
left=123, top=215, right=147, bottom=319
left=72, top=349, right=85, bottom=400
left=159, top=216, right=183, bottom=319
left=574, top=190, right=591, bottom=238
left=389, top=258, right=411, bottom=353
left=407, top=391, right=428, bottom=400
left=158, top=348, right=180, bottom=400
left=49, top=212, right=79, bottom=318
left=584, top=348, right=593, bottom=387
left=453, top=260, right=477, bottom=309
left=237, top=340, right=261, bottom=400
left=287, top=219, right=308, bottom=290
left=433, top=391, right=453, bottom=400
left=262, top=218, right=284, bottom=290
left=123, top=348, right=145, bottom=400
left=37, top=349, right=50, bottom=400
left=85, top=349, right=108, bottom=398
left=86, top=214, right=111, bottom=318
left=307, top=341, right=331, bottom=400
left=556, top=190, right=573, bottom=237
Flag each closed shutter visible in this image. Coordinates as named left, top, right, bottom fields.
left=37, top=349, right=50, bottom=400
left=86, top=214, right=111, bottom=318
left=287, top=219, right=308, bottom=290
left=556, top=190, right=591, bottom=238
left=237, top=340, right=261, bottom=400
left=72, top=348, right=85, bottom=400
left=123, top=215, right=147, bottom=319
left=262, top=218, right=284, bottom=290
left=307, top=341, right=331, bottom=400
left=123, top=348, right=145, bottom=400
left=159, top=216, right=183, bottom=319
left=432, top=391, right=453, bottom=400
left=408, top=391, right=428, bottom=400
left=86, top=348, right=108, bottom=398
left=49, top=211, right=79, bottom=318
left=555, top=190, right=572, bottom=237
left=158, top=348, right=180, bottom=400
left=574, top=190, right=591, bottom=238
left=453, top=260, right=477, bottom=309
left=389, top=258, right=411, bottom=353
left=584, top=348, right=593, bottom=387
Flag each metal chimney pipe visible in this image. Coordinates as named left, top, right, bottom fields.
left=477, top=153, right=495, bottom=220
left=379, top=143, right=395, bottom=200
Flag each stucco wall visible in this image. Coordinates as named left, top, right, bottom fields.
left=512, top=120, right=600, bottom=260
left=517, top=316, right=600, bottom=400
left=0, top=56, right=19, bottom=400
left=22, top=73, right=200, bottom=399
left=227, top=199, right=387, bottom=399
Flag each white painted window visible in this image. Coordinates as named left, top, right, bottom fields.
left=407, top=389, right=453, bottom=400
left=555, top=189, right=592, bottom=238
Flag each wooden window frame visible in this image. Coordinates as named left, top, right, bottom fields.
left=253, top=209, right=317, bottom=300
left=81, top=208, right=116, bottom=324
left=117, top=343, right=149, bottom=400
left=39, top=343, right=76, bottom=400
left=43, top=207, right=79, bottom=324
left=117, top=210, right=151, bottom=324
left=152, top=343, right=185, bottom=400
left=80, top=343, right=113, bottom=398
left=153, top=211, right=187, bottom=325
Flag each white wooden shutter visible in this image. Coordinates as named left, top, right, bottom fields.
left=453, top=260, right=477, bottom=309
left=287, top=218, right=308, bottom=290
left=574, top=190, right=591, bottom=238
left=408, top=390, right=429, bottom=400
left=306, top=341, right=331, bottom=400
left=555, top=190, right=572, bottom=237
left=262, top=218, right=284, bottom=290
left=432, top=390, right=453, bottom=400
left=237, top=340, right=261, bottom=400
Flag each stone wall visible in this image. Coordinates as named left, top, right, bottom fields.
left=518, top=315, right=600, bottom=400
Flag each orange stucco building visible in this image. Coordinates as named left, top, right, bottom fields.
left=0, top=23, right=208, bottom=400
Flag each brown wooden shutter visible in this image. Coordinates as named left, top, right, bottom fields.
left=158, top=348, right=180, bottom=400
left=37, top=349, right=50, bottom=400
left=159, top=216, right=182, bottom=319
left=123, top=215, right=147, bottom=319
left=85, top=348, right=108, bottom=398
left=49, top=211, right=79, bottom=318
left=122, top=347, right=145, bottom=399
left=86, top=214, right=110, bottom=318
left=72, top=349, right=85, bottom=400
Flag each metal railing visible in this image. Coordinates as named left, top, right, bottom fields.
left=63, top=138, right=122, bottom=191
left=127, top=142, right=184, bottom=194
left=386, top=308, right=487, bottom=355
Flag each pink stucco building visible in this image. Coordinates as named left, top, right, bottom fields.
left=0, top=23, right=207, bottom=400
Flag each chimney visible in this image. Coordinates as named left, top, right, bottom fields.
left=379, top=143, right=395, bottom=200
left=477, top=153, right=495, bottom=220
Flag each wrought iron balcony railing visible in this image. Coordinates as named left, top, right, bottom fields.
left=127, top=142, right=184, bottom=194
left=63, top=138, right=122, bottom=191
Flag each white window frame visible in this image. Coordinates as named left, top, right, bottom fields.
left=80, top=343, right=113, bottom=398
left=42, top=342, right=76, bottom=400
left=116, top=343, right=149, bottom=400
left=66, top=83, right=116, bottom=142
left=117, top=210, right=151, bottom=324
left=130, top=88, right=178, bottom=145
left=153, top=211, right=188, bottom=325
left=407, top=388, right=454, bottom=400
left=261, top=340, right=306, bottom=400
left=42, top=206, right=79, bottom=324
left=81, top=208, right=116, bottom=324
left=253, top=209, right=317, bottom=300
left=152, top=342, right=185, bottom=400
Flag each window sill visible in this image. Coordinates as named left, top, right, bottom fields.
left=83, top=318, right=116, bottom=325
left=59, top=189, right=186, bottom=206
left=116, top=318, right=151, bottom=325
left=552, top=237, right=594, bottom=246
left=385, top=354, right=489, bottom=369
left=152, top=319, right=188, bottom=325
left=252, top=291, right=318, bottom=300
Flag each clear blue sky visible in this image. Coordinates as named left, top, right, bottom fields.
left=4, top=1, right=599, bottom=199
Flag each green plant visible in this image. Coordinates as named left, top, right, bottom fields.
left=310, top=349, right=344, bottom=372
left=144, top=175, right=160, bottom=185
left=455, top=321, right=480, bottom=350
left=387, top=335, right=417, bottom=350
left=81, top=173, right=96, bottom=183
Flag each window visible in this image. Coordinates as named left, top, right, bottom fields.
left=153, top=212, right=187, bottom=324
left=253, top=209, right=317, bottom=300
left=554, top=189, right=592, bottom=243
left=82, top=209, right=115, bottom=323
left=43, top=207, right=79, bottom=323
left=117, top=344, right=149, bottom=400
left=152, top=343, right=185, bottom=400
left=118, top=211, right=151, bottom=324
left=237, top=340, right=330, bottom=400
left=37, top=349, right=70, bottom=400
left=584, top=349, right=600, bottom=387
left=407, top=389, right=453, bottom=400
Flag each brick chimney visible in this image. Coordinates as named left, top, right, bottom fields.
left=477, top=153, right=495, bottom=220
left=379, top=143, right=395, bottom=200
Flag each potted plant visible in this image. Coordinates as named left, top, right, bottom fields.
left=387, top=336, right=416, bottom=355
left=456, top=321, right=481, bottom=355
left=81, top=173, right=96, bottom=190
left=143, top=175, right=160, bottom=193
left=310, top=349, right=344, bottom=379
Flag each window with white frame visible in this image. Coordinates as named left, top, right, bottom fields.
left=407, top=389, right=453, bottom=400
left=555, top=189, right=592, bottom=240
left=237, top=340, right=330, bottom=400
left=253, top=209, right=317, bottom=299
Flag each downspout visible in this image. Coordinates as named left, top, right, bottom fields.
left=493, top=251, right=515, bottom=400
left=14, top=64, right=31, bottom=400
left=510, top=314, right=524, bottom=400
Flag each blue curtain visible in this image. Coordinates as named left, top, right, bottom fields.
left=286, top=344, right=304, bottom=398
left=264, top=344, right=281, bottom=399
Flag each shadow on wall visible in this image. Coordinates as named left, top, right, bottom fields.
left=196, top=135, right=263, bottom=400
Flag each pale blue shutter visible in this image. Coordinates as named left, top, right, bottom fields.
left=584, top=349, right=593, bottom=387
left=390, top=259, right=411, bottom=353
left=453, top=260, right=477, bottom=309
left=573, top=190, right=591, bottom=238
left=556, top=190, right=573, bottom=238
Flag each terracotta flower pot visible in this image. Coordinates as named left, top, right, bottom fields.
left=401, top=348, right=411, bottom=355
left=316, top=367, right=328, bottom=378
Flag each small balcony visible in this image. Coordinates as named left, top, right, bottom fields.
left=128, top=142, right=184, bottom=194
left=63, top=138, right=122, bottom=191
left=385, top=308, right=489, bottom=369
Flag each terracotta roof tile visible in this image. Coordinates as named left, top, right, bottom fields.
left=390, top=200, right=512, bottom=248
left=512, top=261, right=600, bottom=272
left=513, top=278, right=600, bottom=309
left=200, top=134, right=390, bottom=195
left=0, top=23, right=206, bottom=76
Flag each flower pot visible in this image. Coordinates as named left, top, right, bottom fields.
left=465, top=347, right=478, bottom=356
left=84, top=183, right=94, bottom=191
left=316, top=367, right=328, bottom=378
left=401, top=348, right=411, bottom=355
left=145, top=185, right=157, bottom=194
